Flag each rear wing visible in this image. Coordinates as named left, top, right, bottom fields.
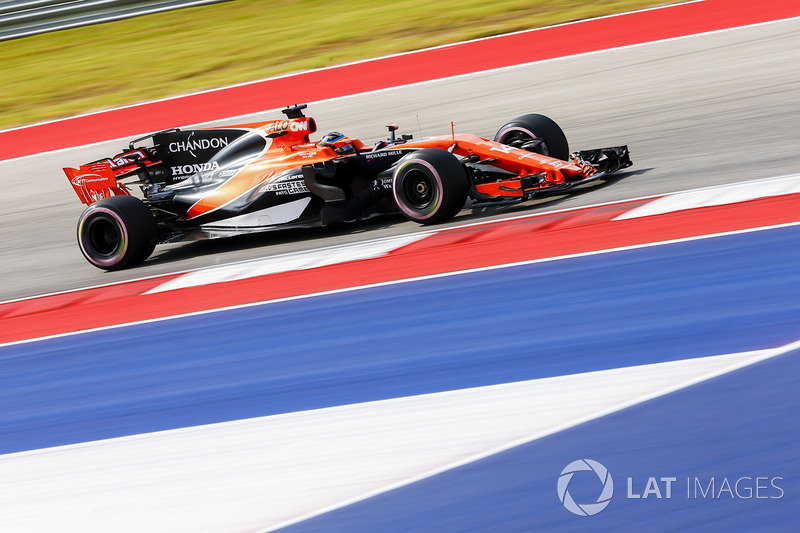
left=63, top=148, right=158, bottom=205
left=63, top=160, right=131, bottom=205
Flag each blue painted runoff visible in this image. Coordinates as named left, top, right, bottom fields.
left=1, top=224, right=800, bottom=454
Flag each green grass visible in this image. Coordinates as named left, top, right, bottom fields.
left=0, top=0, right=674, bottom=130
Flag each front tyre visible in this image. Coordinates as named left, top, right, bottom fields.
left=77, top=195, right=156, bottom=270
left=392, top=148, right=469, bottom=224
left=494, top=113, right=570, bottom=160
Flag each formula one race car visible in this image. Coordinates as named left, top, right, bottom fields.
left=64, top=104, right=631, bottom=270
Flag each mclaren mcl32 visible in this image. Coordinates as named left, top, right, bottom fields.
left=64, top=104, right=631, bottom=270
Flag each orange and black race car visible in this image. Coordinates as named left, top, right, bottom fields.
left=63, top=104, right=631, bottom=270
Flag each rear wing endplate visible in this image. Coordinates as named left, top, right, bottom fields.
left=63, top=160, right=131, bottom=205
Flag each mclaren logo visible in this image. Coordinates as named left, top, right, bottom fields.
left=171, top=162, right=220, bottom=176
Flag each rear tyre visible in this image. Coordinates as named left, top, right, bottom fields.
left=392, top=148, right=469, bottom=224
left=77, top=195, right=156, bottom=270
left=494, top=113, right=570, bottom=160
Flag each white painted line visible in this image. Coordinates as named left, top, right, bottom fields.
left=0, top=184, right=657, bottom=306
left=6, top=170, right=800, bottom=308
left=265, top=339, right=800, bottom=532
left=1, top=340, right=796, bottom=533
left=145, top=232, right=429, bottom=294
left=3, top=11, right=799, bottom=164
left=615, top=173, right=800, bottom=220
left=0, top=0, right=702, bottom=136
left=3, top=218, right=800, bottom=349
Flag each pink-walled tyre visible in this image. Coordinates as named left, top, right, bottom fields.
left=392, top=148, right=469, bottom=225
left=77, top=195, right=156, bottom=270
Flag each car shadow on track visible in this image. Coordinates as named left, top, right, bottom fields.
left=143, top=219, right=407, bottom=268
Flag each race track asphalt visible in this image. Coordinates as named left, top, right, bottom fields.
left=1, top=18, right=798, bottom=301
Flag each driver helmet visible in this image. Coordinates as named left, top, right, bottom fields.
left=318, top=131, right=355, bottom=155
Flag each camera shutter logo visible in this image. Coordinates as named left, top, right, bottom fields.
left=557, top=459, right=614, bottom=516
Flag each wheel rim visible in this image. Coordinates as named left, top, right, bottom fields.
left=85, top=215, right=123, bottom=258
left=402, top=169, right=434, bottom=210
